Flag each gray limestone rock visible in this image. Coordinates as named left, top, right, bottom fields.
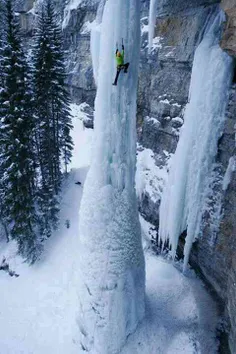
left=156, top=0, right=220, bottom=16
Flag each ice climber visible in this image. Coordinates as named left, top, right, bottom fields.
left=112, top=42, right=130, bottom=86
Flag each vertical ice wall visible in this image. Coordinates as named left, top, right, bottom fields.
left=159, top=9, right=233, bottom=271
left=90, top=0, right=106, bottom=85
left=148, top=0, right=158, bottom=53
left=78, top=0, right=145, bottom=353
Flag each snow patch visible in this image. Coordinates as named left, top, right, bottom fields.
left=69, top=103, right=94, bottom=170
left=141, top=24, right=149, bottom=34
left=145, top=116, right=161, bottom=127
left=139, top=215, right=157, bottom=250
left=136, top=147, right=170, bottom=204
left=172, top=117, right=184, bottom=124
left=159, top=98, right=170, bottom=104
left=121, top=251, right=219, bottom=354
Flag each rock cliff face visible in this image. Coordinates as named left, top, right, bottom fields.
left=221, top=0, right=236, bottom=55
left=190, top=84, right=236, bottom=352
left=16, top=0, right=236, bottom=351
left=141, top=2, right=236, bottom=352
left=62, top=1, right=97, bottom=105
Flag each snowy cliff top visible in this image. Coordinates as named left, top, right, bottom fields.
left=62, top=0, right=99, bottom=29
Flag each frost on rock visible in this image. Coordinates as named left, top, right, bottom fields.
left=159, top=9, right=234, bottom=271
left=62, top=0, right=99, bottom=29
left=148, top=0, right=158, bottom=54
left=62, top=0, right=83, bottom=29
left=136, top=146, right=170, bottom=205
left=78, top=0, right=145, bottom=353
left=152, top=36, right=162, bottom=51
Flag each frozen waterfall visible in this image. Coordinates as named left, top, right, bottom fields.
left=78, top=0, right=145, bottom=353
left=159, top=9, right=233, bottom=271
left=90, top=0, right=106, bottom=85
left=148, top=0, right=158, bottom=53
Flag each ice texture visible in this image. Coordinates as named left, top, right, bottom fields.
left=90, top=0, right=106, bottom=86
left=148, top=0, right=158, bottom=53
left=159, top=9, right=233, bottom=271
left=78, top=0, right=145, bottom=353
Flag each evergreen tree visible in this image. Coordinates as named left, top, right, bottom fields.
left=33, top=0, right=73, bottom=238
left=0, top=0, right=6, bottom=90
left=0, top=0, right=41, bottom=262
left=0, top=0, right=9, bottom=241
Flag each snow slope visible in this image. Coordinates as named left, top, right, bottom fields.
left=136, top=146, right=170, bottom=205
left=121, top=242, right=219, bottom=354
left=0, top=102, right=220, bottom=354
left=0, top=171, right=80, bottom=354
left=0, top=103, right=219, bottom=354
left=0, top=105, right=93, bottom=354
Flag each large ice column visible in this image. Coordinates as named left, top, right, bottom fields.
left=78, top=0, right=145, bottom=353
left=148, top=0, right=158, bottom=53
left=159, top=9, right=233, bottom=271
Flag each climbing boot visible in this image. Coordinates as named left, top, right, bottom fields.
left=124, top=63, right=130, bottom=73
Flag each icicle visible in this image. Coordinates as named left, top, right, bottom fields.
left=222, top=156, right=236, bottom=191
left=159, top=8, right=234, bottom=271
left=90, top=0, right=106, bottom=85
left=148, top=0, right=158, bottom=54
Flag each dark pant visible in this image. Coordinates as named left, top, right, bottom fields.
left=113, top=63, right=130, bottom=85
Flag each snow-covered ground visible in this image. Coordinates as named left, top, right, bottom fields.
left=0, top=103, right=219, bottom=353
left=122, top=251, right=218, bottom=354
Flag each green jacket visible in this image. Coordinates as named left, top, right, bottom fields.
left=116, top=50, right=124, bottom=66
